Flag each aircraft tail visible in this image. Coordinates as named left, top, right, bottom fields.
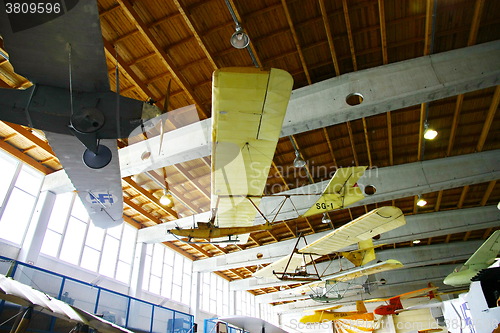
left=356, top=300, right=367, bottom=313
left=341, top=239, right=377, bottom=266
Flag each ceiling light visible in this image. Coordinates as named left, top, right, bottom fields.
left=412, top=239, right=421, bottom=244
left=424, top=128, right=438, bottom=140
left=230, top=25, right=250, bottom=49
left=417, top=198, right=427, bottom=207
left=321, top=213, right=331, bottom=224
left=293, top=150, right=306, bottom=168
left=160, top=190, right=174, bottom=208
left=497, top=201, right=500, bottom=210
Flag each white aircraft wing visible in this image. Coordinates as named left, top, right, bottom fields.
left=45, top=132, right=123, bottom=228
left=211, top=68, right=293, bottom=231
left=464, top=230, right=500, bottom=267
left=298, top=206, right=406, bottom=255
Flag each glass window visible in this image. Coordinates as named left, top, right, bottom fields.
left=128, top=300, right=152, bottom=332
left=59, top=217, right=87, bottom=265
left=115, top=260, right=131, bottom=284
left=81, top=246, right=100, bottom=271
left=0, top=152, right=18, bottom=205
left=0, top=187, right=37, bottom=244
left=47, top=192, right=73, bottom=233
left=71, top=196, right=89, bottom=221
left=16, top=164, right=43, bottom=196
left=99, top=235, right=119, bottom=277
left=152, top=307, right=174, bottom=333
left=119, top=224, right=136, bottom=263
left=40, top=229, right=61, bottom=257
left=96, top=290, right=128, bottom=327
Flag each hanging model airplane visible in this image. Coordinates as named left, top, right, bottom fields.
left=369, top=285, right=439, bottom=316
left=169, top=164, right=368, bottom=244
left=253, top=206, right=406, bottom=280
left=443, top=230, right=500, bottom=287
left=0, top=1, right=165, bottom=228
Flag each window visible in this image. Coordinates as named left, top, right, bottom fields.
left=40, top=192, right=136, bottom=284
left=142, top=243, right=192, bottom=308
left=0, top=152, right=43, bottom=245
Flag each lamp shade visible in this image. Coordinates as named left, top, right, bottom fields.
left=230, top=28, right=250, bottom=49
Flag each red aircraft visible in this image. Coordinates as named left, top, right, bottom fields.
left=373, top=285, right=439, bottom=316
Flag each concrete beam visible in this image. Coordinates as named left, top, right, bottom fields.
left=42, top=41, right=500, bottom=191
left=233, top=240, right=481, bottom=293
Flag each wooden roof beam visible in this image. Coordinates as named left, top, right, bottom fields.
left=116, top=0, right=209, bottom=118
left=341, top=0, right=357, bottom=71
left=386, top=111, right=393, bottom=165
left=480, top=180, right=496, bottom=206
left=476, top=85, right=500, bottom=152
left=281, top=0, right=311, bottom=84
left=172, top=0, right=217, bottom=71
left=322, top=128, right=338, bottom=167
left=378, top=0, right=388, bottom=65
left=0, top=140, right=53, bottom=174
left=319, top=0, right=340, bottom=76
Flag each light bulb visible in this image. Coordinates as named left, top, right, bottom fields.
left=417, top=198, right=427, bottom=207
left=424, top=128, right=438, bottom=140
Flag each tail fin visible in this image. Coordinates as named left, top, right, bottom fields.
left=356, top=300, right=367, bottom=313
left=341, top=239, right=376, bottom=266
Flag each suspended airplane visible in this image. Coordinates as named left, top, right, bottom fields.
left=253, top=206, right=406, bottom=281
left=0, top=274, right=133, bottom=333
left=369, top=285, right=439, bottom=316
left=443, top=230, right=500, bottom=287
left=299, top=301, right=373, bottom=323
left=169, top=165, right=368, bottom=244
left=0, top=1, right=168, bottom=228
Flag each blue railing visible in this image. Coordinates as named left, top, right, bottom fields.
left=204, top=319, right=248, bottom=333
left=0, top=256, right=193, bottom=333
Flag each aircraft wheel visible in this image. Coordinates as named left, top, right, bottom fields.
left=83, top=144, right=112, bottom=169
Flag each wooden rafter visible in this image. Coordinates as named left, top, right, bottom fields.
left=386, top=112, right=393, bottom=165
left=122, top=176, right=178, bottom=219
left=123, top=197, right=162, bottom=225
left=457, top=185, right=469, bottom=209
left=116, top=0, right=209, bottom=118
left=476, top=85, right=500, bottom=152
left=345, top=122, right=359, bottom=166
left=341, top=0, right=357, bottom=71
left=0, top=140, right=53, bottom=174
left=435, top=190, right=443, bottom=211
left=361, top=117, right=372, bottom=167
left=172, top=0, right=218, bottom=70
left=378, top=0, right=388, bottom=65
left=281, top=0, right=311, bottom=84
left=319, top=0, right=340, bottom=76
left=322, top=128, right=337, bottom=167
left=172, top=163, right=211, bottom=199
left=417, top=103, right=426, bottom=161
left=480, top=180, right=496, bottom=206
left=468, top=0, right=485, bottom=46
left=446, top=94, right=464, bottom=156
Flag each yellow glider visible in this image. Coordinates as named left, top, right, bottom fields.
left=211, top=67, right=294, bottom=238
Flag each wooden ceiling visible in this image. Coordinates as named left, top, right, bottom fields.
left=0, top=0, right=499, bottom=291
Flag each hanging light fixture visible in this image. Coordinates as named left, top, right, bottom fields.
left=160, top=189, right=174, bottom=208
left=424, top=121, right=438, bottom=140
left=293, top=150, right=306, bottom=168
left=416, top=196, right=427, bottom=207
left=230, top=24, right=250, bottom=49
left=321, top=213, right=332, bottom=224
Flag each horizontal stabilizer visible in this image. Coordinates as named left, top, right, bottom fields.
left=298, top=206, right=406, bottom=255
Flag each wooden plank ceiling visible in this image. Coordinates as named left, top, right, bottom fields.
left=0, top=0, right=499, bottom=291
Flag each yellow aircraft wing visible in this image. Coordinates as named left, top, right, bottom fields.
left=299, top=206, right=406, bottom=256
left=302, top=166, right=367, bottom=217
left=328, top=259, right=403, bottom=282
left=212, top=67, right=293, bottom=230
